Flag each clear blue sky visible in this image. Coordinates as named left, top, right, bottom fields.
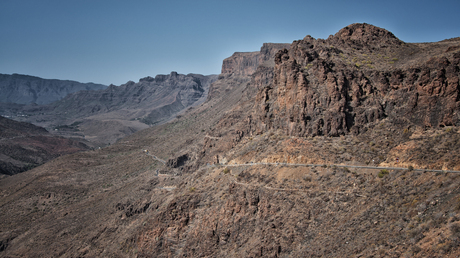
left=1, top=0, right=459, bottom=85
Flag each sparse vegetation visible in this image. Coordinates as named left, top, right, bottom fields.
left=378, top=169, right=389, bottom=178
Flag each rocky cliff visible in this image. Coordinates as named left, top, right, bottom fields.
left=0, top=73, right=107, bottom=105
left=220, top=43, right=291, bottom=76
left=252, top=23, right=460, bottom=137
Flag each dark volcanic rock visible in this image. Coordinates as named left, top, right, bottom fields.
left=252, top=23, right=460, bottom=137
left=0, top=73, right=107, bottom=105
left=167, top=154, right=189, bottom=168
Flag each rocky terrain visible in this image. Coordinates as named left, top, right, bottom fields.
left=0, top=23, right=460, bottom=257
left=0, top=116, right=91, bottom=177
left=251, top=24, right=460, bottom=137
left=1, top=72, right=217, bottom=145
left=0, top=73, right=107, bottom=105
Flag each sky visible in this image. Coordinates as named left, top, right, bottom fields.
left=1, top=0, right=459, bottom=86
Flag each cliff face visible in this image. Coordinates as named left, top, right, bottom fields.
left=0, top=74, right=107, bottom=105
left=221, top=51, right=260, bottom=76
left=252, top=23, right=460, bottom=137
left=220, top=43, right=291, bottom=76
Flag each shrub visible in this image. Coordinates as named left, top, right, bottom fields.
left=223, top=167, right=230, bottom=174
left=408, top=165, right=414, bottom=171
left=378, top=169, right=389, bottom=178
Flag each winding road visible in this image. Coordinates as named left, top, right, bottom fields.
left=146, top=152, right=166, bottom=165
left=144, top=150, right=460, bottom=174
left=214, top=162, right=460, bottom=174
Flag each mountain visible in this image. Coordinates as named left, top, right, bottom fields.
left=0, top=72, right=218, bottom=145
left=0, top=73, right=107, bottom=105
left=1, top=24, right=460, bottom=257
left=0, top=116, right=91, bottom=176
left=46, top=72, right=217, bottom=126
left=251, top=23, right=460, bottom=137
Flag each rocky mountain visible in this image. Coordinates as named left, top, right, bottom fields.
left=0, top=116, right=91, bottom=176
left=1, top=24, right=460, bottom=257
left=251, top=23, right=460, bottom=137
left=0, top=73, right=107, bottom=105
left=1, top=72, right=218, bottom=145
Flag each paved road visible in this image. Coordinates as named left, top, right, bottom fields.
left=145, top=149, right=460, bottom=174
left=214, top=162, right=460, bottom=173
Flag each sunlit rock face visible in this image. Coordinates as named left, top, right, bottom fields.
left=253, top=23, right=460, bottom=137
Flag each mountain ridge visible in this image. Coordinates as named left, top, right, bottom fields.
left=1, top=72, right=218, bottom=145
left=0, top=73, right=107, bottom=105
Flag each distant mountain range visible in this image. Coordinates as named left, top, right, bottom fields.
left=0, top=73, right=107, bottom=105
left=0, top=72, right=218, bottom=145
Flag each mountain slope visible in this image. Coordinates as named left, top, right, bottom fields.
left=0, top=73, right=107, bottom=105
left=0, top=116, right=91, bottom=176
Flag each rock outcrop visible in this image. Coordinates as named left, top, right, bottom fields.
left=252, top=23, right=460, bottom=137
left=221, top=43, right=291, bottom=76
left=0, top=73, right=107, bottom=105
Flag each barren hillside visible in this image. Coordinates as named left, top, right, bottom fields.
left=0, top=116, right=91, bottom=177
